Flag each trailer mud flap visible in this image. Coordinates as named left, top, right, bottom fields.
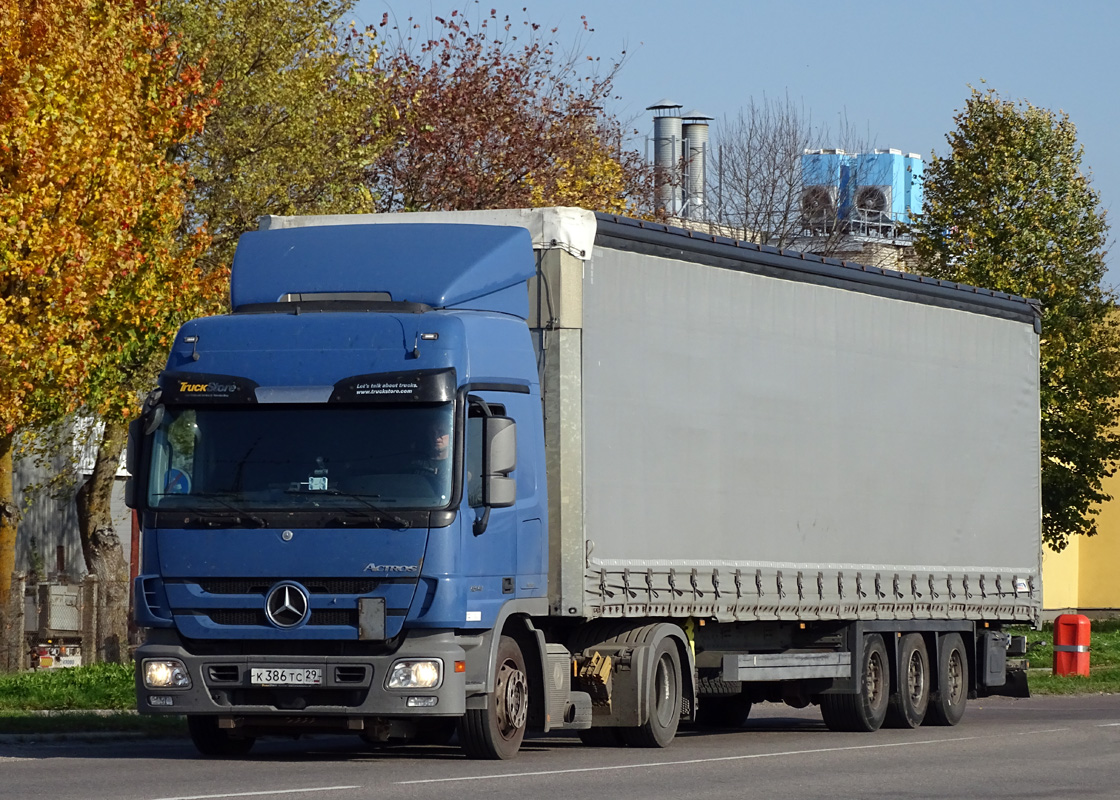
left=979, top=666, right=1030, bottom=698
left=976, top=630, right=1030, bottom=698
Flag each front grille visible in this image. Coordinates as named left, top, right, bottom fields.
left=210, top=610, right=267, bottom=626
left=307, top=610, right=355, bottom=626
left=197, top=578, right=379, bottom=595
left=207, top=609, right=358, bottom=627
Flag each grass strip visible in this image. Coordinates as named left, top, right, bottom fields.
left=0, top=711, right=186, bottom=737
left=0, top=662, right=135, bottom=710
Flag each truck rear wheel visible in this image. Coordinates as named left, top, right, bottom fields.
left=187, top=715, right=255, bottom=757
left=459, top=635, right=529, bottom=760
left=820, top=633, right=889, bottom=732
left=885, top=633, right=930, bottom=728
left=620, top=637, right=682, bottom=748
left=926, top=632, right=968, bottom=726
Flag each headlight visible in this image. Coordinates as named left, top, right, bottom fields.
left=143, top=659, right=192, bottom=689
left=386, top=659, right=442, bottom=689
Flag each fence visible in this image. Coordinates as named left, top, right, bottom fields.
left=2, top=573, right=99, bottom=672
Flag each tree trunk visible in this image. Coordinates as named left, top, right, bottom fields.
left=0, top=434, right=21, bottom=671
left=0, top=433, right=16, bottom=598
left=75, top=419, right=130, bottom=664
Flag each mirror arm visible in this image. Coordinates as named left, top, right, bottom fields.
left=473, top=507, right=491, bottom=536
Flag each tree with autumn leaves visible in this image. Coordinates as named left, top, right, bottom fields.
left=0, top=1, right=651, bottom=667
left=0, top=0, right=219, bottom=662
left=160, top=0, right=402, bottom=272
left=368, top=7, right=651, bottom=214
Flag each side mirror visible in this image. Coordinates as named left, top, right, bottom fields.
left=485, top=417, right=516, bottom=479
left=126, top=419, right=141, bottom=476
left=473, top=416, right=516, bottom=535
left=125, top=419, right=141, bottom=509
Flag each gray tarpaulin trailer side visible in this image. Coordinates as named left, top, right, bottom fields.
left=532, top=211, right=1040, bottom=630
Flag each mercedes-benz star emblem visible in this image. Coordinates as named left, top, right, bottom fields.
left=264, top=582, right=310, bottom=628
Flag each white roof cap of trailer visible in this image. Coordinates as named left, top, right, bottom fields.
left=261, top=207, right=598, bottom=260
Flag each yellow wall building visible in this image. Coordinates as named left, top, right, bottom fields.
left=1043, top=463, right=1120, bottom=618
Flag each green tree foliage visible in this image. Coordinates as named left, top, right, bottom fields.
left=913, top=87, right=1120, bottom=552
left=368, top=7, right=651, bottom=214
left=160, top=0, right=401, bottom=270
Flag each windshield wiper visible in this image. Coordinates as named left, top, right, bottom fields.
left=155, top=492, right=267, bottom=528
left=284, top=488, right=411, bottom=528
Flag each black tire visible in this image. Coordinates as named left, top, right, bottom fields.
left=459, top=635, right=529, bottom=759
left=927, top=632, right=968, bottom=726
left=820, top=633, right=890, bottom=732
left=187, top=715, right=256, bottom=757
left=619, top=637, right=682, bottom=748
left=578, top=727, right=626, bottom=747
left=884, top=633, right=930, bottom=729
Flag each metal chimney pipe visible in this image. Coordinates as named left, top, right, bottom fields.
left=682, top=110, right=713, bottom=221
left=647, top=100, right=683, bottom=216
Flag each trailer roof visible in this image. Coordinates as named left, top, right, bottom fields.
left=594, top=213, right=1041, bottom=332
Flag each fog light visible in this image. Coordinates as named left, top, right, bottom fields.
left=407, top=696, right=439, bottom=708
left=143, top=659, right=192, bottom=689
left=386, top=659, right=442, bottom=689
left=149, top=695, right=175, bottom=707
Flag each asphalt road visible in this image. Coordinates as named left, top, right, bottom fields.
left=3, top=694, right=1119, bottom=800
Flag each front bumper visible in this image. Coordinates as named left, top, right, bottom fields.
left=135, top=630, right=468, bottom=723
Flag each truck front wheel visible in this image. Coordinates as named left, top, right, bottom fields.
left=459, top=635, right=529, bottom=759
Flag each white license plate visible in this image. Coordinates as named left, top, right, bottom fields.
left=250, top=667, right=322, bottom=686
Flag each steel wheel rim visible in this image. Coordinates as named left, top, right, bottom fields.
left=946, top=649, right=964, bottom=705
left=653, top=653, right=677, bottom=727
left=866, top=651, right=885, bottom=708
left=906, top=651, right=926, bottom=704
left=495, top=659, right=528, bottom=739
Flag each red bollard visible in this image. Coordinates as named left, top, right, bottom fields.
left=1053, top=614, right=1091, bottom=677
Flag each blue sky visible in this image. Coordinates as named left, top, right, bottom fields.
left=354, top=0, right=1120, bottom=284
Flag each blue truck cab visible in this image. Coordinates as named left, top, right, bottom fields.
left=128, top=222, right=563, bottom=758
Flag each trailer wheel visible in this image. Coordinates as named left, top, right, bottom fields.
left=884, top=633, right=930, bottom=728
left=926, top=632, right=968, bottom=726
left=820, top=633, right=889, bottom=732
left=620, top=637, right=682, bottom=748
left=186, top=716, right=255, bottom=757
left=459, top=635, right=529, bottom=760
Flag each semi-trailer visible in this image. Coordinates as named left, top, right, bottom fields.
left=127, top=207, right=1040, bottom=759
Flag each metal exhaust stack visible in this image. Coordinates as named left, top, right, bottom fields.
left=647, top=99, right=683, bottom=217
left=681, top=110, right=713, bottom=221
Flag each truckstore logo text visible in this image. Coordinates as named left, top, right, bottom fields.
left=179, top=381, right=238, bottom=393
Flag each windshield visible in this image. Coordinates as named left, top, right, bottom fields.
left=145, top=403, right=455, bottom=511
